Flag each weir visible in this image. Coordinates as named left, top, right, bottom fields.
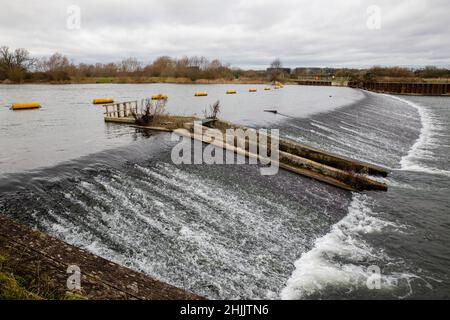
left=294, top=78, right=450, bottom=96
left=103, top=102, right=388, bottom=192
left=0, top=215, right=203, bottom=300
left=295, top=80, right=332, bottom=86
left=348, top=81, right=450, bottom=96
left=187, top=119, right=388, bottom=191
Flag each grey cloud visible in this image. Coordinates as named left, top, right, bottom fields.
left=0, top=0, right=449, bottom=68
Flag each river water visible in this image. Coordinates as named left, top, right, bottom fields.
left=0, top=84, right=449, bottom=299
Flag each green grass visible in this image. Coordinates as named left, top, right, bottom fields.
left=0, top=271, right=41, bottom=300
left=0, top=254, right=85, bottom=300
left=95, top=77, right=115, bottom=83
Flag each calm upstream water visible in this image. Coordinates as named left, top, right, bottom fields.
left=0, top=84, right=449, bottom=299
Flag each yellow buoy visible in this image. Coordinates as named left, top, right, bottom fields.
left=194, top=92, right=208, bottom=96
left=92, top=98, right=114, bottom=104
left=264, top=87, right=271, bottom=91
left=226, top=90, right=237, bottom=94
left=249, top=88, right=257, bottom=92
left=11, top=102, right=41, bottom=110
left=151, top=94, right=168, bottom=100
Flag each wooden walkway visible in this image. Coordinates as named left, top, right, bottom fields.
left=101, top=100, right=388, bottom=191
left=103, top=100, right=140, bottom=119
left=181, top=119, right=388, bottom=191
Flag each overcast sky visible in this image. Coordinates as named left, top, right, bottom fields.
left=1, top=0, right=449, bottom=69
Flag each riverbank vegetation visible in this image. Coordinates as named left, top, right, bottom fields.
left=1, top=45, right=449, bottom=84
left=132, top=98, right=168, bottom=126
left=203, top=100, right=221, bottom=119
left=0, top=253, right=84, bottom=300
left=338, top=66, right=450, bottom=83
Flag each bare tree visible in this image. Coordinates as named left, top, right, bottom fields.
left=146, top=56, right=174, bottom=77
left=268, top=58, right=283, bottom=81
left=208, top=59, right=222, bottom=69
left=131, top=98, right=167, bottom=126
left=119, top=57, right=142, bottom=74
left=0, top=46, right=35, bottom=81
left=43, top=53, right=70, bottom=71
left=0, top=46, right=238, bottom=82
left=143, top=55, right=234, bottom=80
left=37, top=53, right=72, bottom=80
left=270, top=58, right=283, bottom=70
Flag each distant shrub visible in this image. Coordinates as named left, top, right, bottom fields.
left=131, top=98, right=167, bottom=125
left=203, top=100, right=221, bottom=119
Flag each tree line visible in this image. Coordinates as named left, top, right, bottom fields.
left=0, top=46, right=239, bottom=83
left=335, top=66, right=450, bottom=82
left=1, top=45, right=449, bottom=83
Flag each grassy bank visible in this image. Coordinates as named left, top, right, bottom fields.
left=0, top=253, right=84, bottom=300
left=0, top=215, right=202, bottom=300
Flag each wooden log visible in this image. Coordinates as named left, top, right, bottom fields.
left=187, top=126, right=387, bottom=191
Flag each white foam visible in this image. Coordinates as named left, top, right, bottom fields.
left=400, top=163, right=450, bottom=177
left=280, top=193, right=405, bottom=300
left=370, top=176, right=423, bottom=191
left=389, top=95, right=450, bottom=177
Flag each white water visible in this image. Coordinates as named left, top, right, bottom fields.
left=390, top=95, right=450, bottom=177
left=43, top=160, right=333, bottom=299
left=280, top=93, right=447, bottom=300
left=280, top=193, right=409, bottom=299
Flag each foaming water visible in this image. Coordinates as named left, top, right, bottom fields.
left=0, top=134, right=351, bottom=299
left=279, top=91, right=418, bottom=169
left=280, top=92, right=450, bottom=299
left=1, top=86, right=450, bottom=299
left=401, top=164, right=450, bottom=177
left=280, top=193, right=413, bottom=299
left=388, top=95, right=450, bottom=177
